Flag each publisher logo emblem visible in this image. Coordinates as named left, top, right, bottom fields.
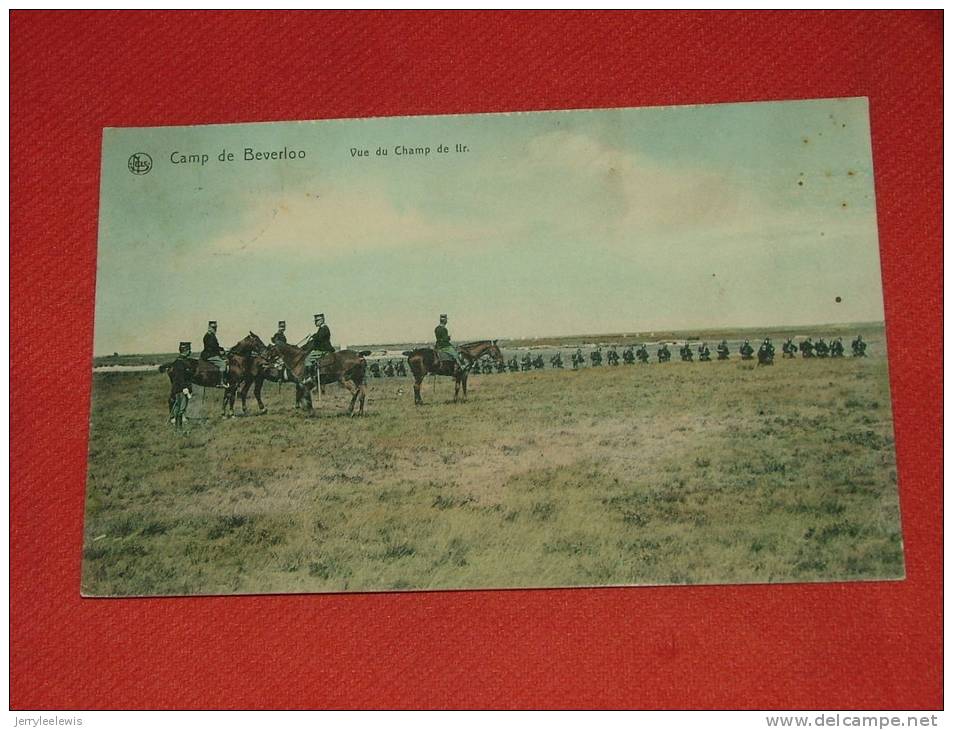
left=128, top=152, right=153, bottom=175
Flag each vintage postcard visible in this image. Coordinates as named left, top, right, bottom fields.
left=83, top=98, right=902, bottom=596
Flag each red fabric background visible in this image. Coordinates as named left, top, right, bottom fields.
left=10, top=11, right=942, bottom=709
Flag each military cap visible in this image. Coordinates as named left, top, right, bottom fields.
left=179, top=341, right=191, bottom=354
left=278, top=320, right=286, bottom=328
left=208, top=320, right=217, bottom=328
left=314, top=313, right=325, bottom=323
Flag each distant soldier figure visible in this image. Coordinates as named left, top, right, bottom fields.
left=851, top=335, right=868, bottom=357
left=590, top=348, right=603, bottom=367
left=800, top=337, right=815, bottom=358
left=495, top=357, right=507, bottom=373
left=716, top=340, right=730, bottom=360
left=757, top=337, right=775, bottom=365
left=508, top=355, right=520, bottom=372
left=814, top=338, right=830, bottom=358
left=607, top=347, right=620, bottom=366
left=271, top=320, right=288, bottom=346
left=169, top=341, right=194, bottom=428
left=383, top=360, right=395, bottom=377
left=550, top=352, right=564, bottom=369
left=482, top=359, right=493, bottom=374
left=622, top=346, right=635, bottom=364
left=434, top=313, right=466, bottom=372
left=698, top=342, right=711, bottom=362
left=521, top=353, right=533, bottom=371
left=739, top=339, right=754, bottom=360
left=830, top=337, right=845, bottom=358
left=200, top=320, right=228, bottom=384
left=369, top=361, right=382, bottom=378
left=304, top=313, right=335, bottom=383
left=636, top=344, right=649, bottom=363
left=679, top=343, right=694, bottom=362
left=533, top=354, right=545, bottom=370
left=572, top=348, right=585, bottom=369
left=657, top=344, right=671, bottom=363
left=395, top=360, right=407, bottom=377
left=782, top=338, right=797, bottom=358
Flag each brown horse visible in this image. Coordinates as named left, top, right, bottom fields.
left=268, top=341, right=369, bottom=416
left=403, top=340, right=503, bottom=405
left=160, top=332, right=269, bottom=418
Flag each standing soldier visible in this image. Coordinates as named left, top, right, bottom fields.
left=508, top=355, right=520, bottom=372
left=271, top=320, right=288, bottom=346
left=551, top=352, right=564, bottom=369
left=814, top=338, right=830, bottom=358
left=590, top=348, right=603, bottom=367
left=622, top=346, right=635, bottom=364
left=572, top=348, right=585, bottom=369
left=607, top=347, right=620, bottom=365
left=716, top=340, right=730, bottom=360
left=800, top=337, right=815, bottom=358
left=304, top=313, right=335, bottom=384
left=757, top=337, right=775, bottom=365
left=521, top=352, right=533, bottom=371
left=495, top=357, right=507, bottom=373
left=434, top=313, right=466, bottom=372
left=395, top=359, right=407, bottom=377
left=383, top=360, right=395, bottom=377
left=679, top=342, right=694, bottom=362
left=200, top=320, right=228, bottom=384
left=851, top=335, right=868, bottom=357
left=483, top=359, right=493, bottom=375
left=369, top=361, right=382, bottom=378
left=169, top=341, right=194, bottom=428
left=782, top=338, right=796, bottom=358
left=739, top=339, right=754, bottom=360
left=636, top=344, right=649, bottom=363
left=830, top=337, right=845, bottom=358
left=698, top=342, right=711, bottom=362
left=657, top=344, right=671, bottom=363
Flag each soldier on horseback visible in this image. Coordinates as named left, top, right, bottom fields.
left=434, top=314, right=466, bottom=372
left=304, top=313, right=335, bottom=382
left=271, top=320, right=288, bottom=345
left=200, top=320, right=228, bottom=384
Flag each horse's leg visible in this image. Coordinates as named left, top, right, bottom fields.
left=462, top=371, right=468, bottom=401
left=239, top=379, right=251, bottom=414
left=340, top=376, right=359, bottom=416
left=358, top=382, right=366, bottom=415
left=255, top=376, right=267, bottom=413
left=454, top=371, right=461, bottom=402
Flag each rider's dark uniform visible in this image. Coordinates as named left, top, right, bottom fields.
left=201, top=330, right=224, bottom=360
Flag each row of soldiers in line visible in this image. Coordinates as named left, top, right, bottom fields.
left=565, top=336, right=868, bottom=367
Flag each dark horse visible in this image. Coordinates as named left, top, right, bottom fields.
left=403, top=340, right=503, bottom=405
left=268, top=341, right=369, bottom=416
left=159, top=332, right=270, bottom=418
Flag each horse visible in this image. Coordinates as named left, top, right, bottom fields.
left=268, top=341, right=369, bottom=416
left=159, top=332, right=269, bottom=418
left=403, top=340, right=504, bottom=405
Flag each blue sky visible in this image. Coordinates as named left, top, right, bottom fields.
left=95, top=97, right=883, bottom=354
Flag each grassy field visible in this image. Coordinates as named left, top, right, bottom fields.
left=82, top=333, right=903, bottom=596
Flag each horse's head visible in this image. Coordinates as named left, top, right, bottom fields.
left=488, top=339, right=504, bottom=363
left=231, top=331, right=268, bottom=356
